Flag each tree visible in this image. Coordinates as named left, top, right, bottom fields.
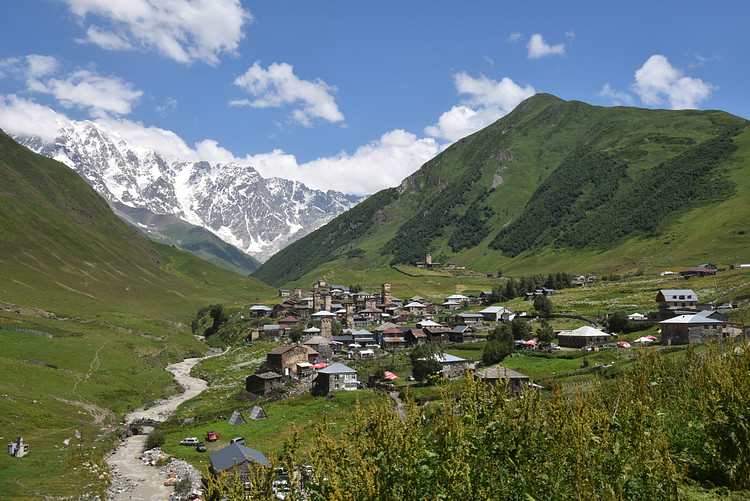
left=606, top=311, right=629, bottom=333
left=533, top=295, right=553, bottom=318
left=511, top=317, right=529, bottom=340
left=289, top=323, right=304, bottom=344
left=204, top=304, right=228, bottom=337
left=331, top=320, right=343, bottom=337
left=410, top=342, right=444, bottom=382
left=536, top=319, right=555, bottom=343
left=482, top=324, right=514, bottom=365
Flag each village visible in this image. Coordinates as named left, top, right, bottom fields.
left=193, top=260, right=746, bottom=495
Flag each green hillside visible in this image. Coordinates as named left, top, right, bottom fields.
left=254, top=94, right=750, bottom=287
left=0, top=129, right=275, bottom=499
left=114, top=202, right=261, bottom=275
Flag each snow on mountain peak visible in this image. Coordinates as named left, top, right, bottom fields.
left=15, top=118, right=362, bottom=262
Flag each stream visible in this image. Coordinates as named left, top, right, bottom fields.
left=104, top=355, right=215, bottom=501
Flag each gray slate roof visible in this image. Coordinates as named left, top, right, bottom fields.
left=209, top=443, right=269, bottom=471
left=317, top=362, right=357, bottom=374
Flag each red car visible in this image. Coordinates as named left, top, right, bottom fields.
left=206, top=431, right=219, bottom=442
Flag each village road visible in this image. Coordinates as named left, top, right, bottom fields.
left=106, top=353, right=219, bottom=501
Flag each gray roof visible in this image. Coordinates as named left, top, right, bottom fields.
left=660, top=313, right=724, bottom=325
left=317, top=362, right=357, bottom=374
left=658, top=289, right=697, bottom=299
left=479, top=306, right=509, bottom=314
left=437, top=353, right=467, bottom=363
left=558, top=326, right=610, bottom=337
left=250, top=371, right=282, bottom=380
left=209, top=443, right=269, bottom=471
left=475, top=365, right=529, bottom=380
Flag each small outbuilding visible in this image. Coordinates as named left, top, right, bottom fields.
left=245, top=371, right=283, bottom=396
left=475, top=365, right=530, bottom=394
left=209, top=443, right=269, bottom=486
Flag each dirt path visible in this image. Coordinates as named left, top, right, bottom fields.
left=106, top=353, right=219, bottom=501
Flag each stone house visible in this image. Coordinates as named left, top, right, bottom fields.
left=245, top=371, right=283, bottom=396
left=449, top=325, right=475, bottom=343
left=475, top=365, right=530, bottom=394
left=437, top=353, right=468, bottom=378
left=311, top=363, right=358, bottom=395
left=266, top=345, right=309, bottom=376
left=660, top=310, right=727, bottom=345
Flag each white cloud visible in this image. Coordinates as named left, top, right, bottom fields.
left=0, top=55, right=59, bottom=80
left=0, top=95, right=65, bottom=142
left=33, top=70, right=143, bottom=117
left=0, top=55, right=142, bottom=118
left=508, top=32, right=522, bottom=43
left=232, top=61, right=344, bottom=126
left=0, top=94, right=433, bottom=195
left=425, top=73, right=535, bottom=142
left=599, top=83, right=634, bottom=106
left=632, top=55, right=715, bottom=109
left=62, top=0, right=252, bottom=65
left=82, top=26, right=133, bottom=50
left=155, top=97, right=178, bottom=115
left=249, top=130, right=439, bottom=195
left=527, top=33, right=565, bottom=59
left=25, top=55, right=59, bottom=78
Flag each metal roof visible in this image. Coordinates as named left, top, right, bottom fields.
left=209, top=443, right=269, bottom=471
left=317, top=362, right=357, bottom=374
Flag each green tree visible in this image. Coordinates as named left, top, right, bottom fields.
left=536, top=319, right=554, bottom=343
left=410, top=342, right=444, bottom=382
left=289, top=322, right=304, bottom=344
left=606, top=311, right=629, bottom=333
left=533, top=295, right=553, bottom=318
left=510, top=317, right=529, bottom=340
left=482, top=324, right=514, bottom=365
left=331, top=320, right=343, bottom=337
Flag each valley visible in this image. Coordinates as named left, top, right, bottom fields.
left=1, top=95, right=749, bottom=499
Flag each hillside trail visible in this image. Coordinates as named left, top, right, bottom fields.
left=105, top=349, right=223, bottom=501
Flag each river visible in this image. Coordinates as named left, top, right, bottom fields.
left=105, top=355, right=215, bottom=501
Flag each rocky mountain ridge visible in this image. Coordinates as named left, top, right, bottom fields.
left=16, top=121, right=362, bottom=262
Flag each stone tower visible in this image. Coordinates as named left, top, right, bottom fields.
left=320, top=316, right=333, bottom=339
left=425, top=253, right=432, bottom=265
left=345, top=303, right=355, bottom=329
left=381, top=283, right=392, bottom=306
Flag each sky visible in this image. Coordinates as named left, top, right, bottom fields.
left=1, top=0, right=748, bottom=196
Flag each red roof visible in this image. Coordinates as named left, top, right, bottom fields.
left=279, top=316, right=299, bottom=323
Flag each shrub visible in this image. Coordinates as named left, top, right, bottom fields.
left=144, top=428, right=165, bottom=451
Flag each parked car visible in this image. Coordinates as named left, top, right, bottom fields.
left=180, top=437, right=200, bottom=446
left=196, top=442, right=206, bottom=453
left=206, top=430, right=219, bottom=442
left=230, top=437, right=246, bottom=445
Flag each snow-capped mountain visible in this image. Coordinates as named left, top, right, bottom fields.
left=16, top=120, right=362, bottom=262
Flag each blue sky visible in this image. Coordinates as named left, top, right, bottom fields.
left=1, top=0, right=748, bottom=195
